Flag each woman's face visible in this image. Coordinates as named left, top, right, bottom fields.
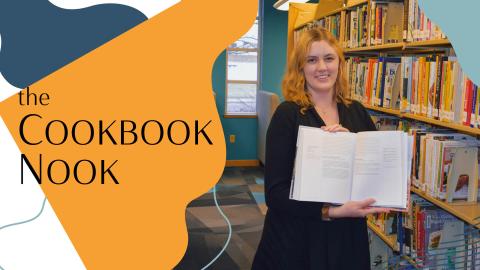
left=303, top=40, right=339, bottom=96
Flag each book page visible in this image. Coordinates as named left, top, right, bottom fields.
left=292, top=126, right=356, bottom=204
left=350, top=131, right=405, bottom=207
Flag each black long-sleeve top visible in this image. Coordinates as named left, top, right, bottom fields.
left=265, top=100, right=376, bottom=218
left=253, top=100, right=377, bottom=270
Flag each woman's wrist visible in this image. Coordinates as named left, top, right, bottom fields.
left=321, top=204, right=332, bottom=221
left=328, top=205, right=339, bottom=218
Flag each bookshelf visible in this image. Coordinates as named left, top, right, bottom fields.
left=367, top=222, right=399, bottom=251
left=289, top=0, right=480, bottom=266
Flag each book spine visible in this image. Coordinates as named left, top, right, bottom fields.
left=471, top=85, right=478, bottom=128
left=381, top=6, right=387, bottom=45
left=476, top=84, right=480, bottom=128
left=401, top=57, right=408, bottom=112
left=398, top=213, right=404, bottom=254
left=370, top=2, right=376, bottom=46
left=427, top=60, right=434, bottom=118
left=463, top=79, right=473, bottom=126
left=355, top=6, right=363, bottom=47
left=363, top=5, right=368, bottom=47
left=435, top=56, right=443, bottom=120
left=375, top=5, right=381, bottom=45
left=403, top=0, right=409, bottom=41
left=372, top=60, right=379, bottom=106
left=379, top=58, right=387, bottom=107
left=411, top=58, right=417, bottom=114
left=418, top=210, right=425, bottom=264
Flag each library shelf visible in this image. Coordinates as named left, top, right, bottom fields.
left=363, top=104, right=402, bottom=117
left=403, top=39, right=451, bottom=48
left=411, top=186, right=480, bottom=229
left=402, top=113, right=480, bottom=136
left=362, top=104, right=480, bottom=136
left=342, top=40, right=450, bottom=53
left=367, top=222, right=399, bottom=252
left=343, top=42, right=404, bottom=53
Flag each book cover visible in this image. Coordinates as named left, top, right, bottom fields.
left=446, top=147, right=479, bottom=202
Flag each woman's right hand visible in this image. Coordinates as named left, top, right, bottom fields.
left=328, top=198, right=390, bottom=218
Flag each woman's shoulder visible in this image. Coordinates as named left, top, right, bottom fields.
left=271, top=101, right=301, bottom=123
left=275, top=101, right=301, bottom=114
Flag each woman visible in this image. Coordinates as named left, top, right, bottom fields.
left=252, top=28, right=389, bottom=270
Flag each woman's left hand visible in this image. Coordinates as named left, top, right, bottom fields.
left=321, top=124, right=349, bottom=132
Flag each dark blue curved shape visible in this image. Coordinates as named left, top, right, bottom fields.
left=0, top=1, right=147, bottom=89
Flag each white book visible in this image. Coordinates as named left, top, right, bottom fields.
left=290, top=126, right=413, bottom=209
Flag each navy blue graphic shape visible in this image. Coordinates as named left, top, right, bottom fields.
left=0, top=1, right=147, bottom=89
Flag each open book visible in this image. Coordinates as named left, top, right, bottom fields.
left=290, top=126, right=413, bottom=210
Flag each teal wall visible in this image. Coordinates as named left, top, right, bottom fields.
left=212, top=52, right=258, bottom=160
left=212, top=0, right=290, bottom=160
left=261, top=0, right=288, bottom=97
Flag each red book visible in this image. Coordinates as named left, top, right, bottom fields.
left=418, top=210, right=425, bottom=263
left=463, top=79, right=473, bottom=126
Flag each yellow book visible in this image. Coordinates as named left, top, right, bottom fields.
left=417, top=57, right=425, bottom=115
left=418, top=57, right=430, bottom=115
left=441, top=60, right=449, bottom=122
left=445, top=61, right=453, bottom=122
left=425, top=60, right=430, bottom=117
left=376, top=60, right=384, bottom=106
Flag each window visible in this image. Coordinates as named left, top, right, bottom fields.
left=225, top=9, right=261, bottom=116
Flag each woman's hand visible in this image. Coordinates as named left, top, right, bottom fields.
left=321, top=124, right=349, bottom=132
left=328, top=198, right=390, bottom=218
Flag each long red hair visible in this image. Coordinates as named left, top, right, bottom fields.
left=282, top=27, right=350, bottom=113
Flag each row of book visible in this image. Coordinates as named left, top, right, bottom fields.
left=409, top=129, right=480, bottom=203
left=293, top=15, right=341, bottom=46
left=344, top=4, right=368, bottom=48
left=406, top=0, right=446, bottom=42
left=346, top=56, right=404, bottom=110
left=344, top=0, right=405, bottom=48
left=294, top=0, right=448, bottom=49
left=368, top=194, right=480, bottom=269
left=368, top=117, right=480, bottom=204
left=346, top=55, right=480, bottom=127
left=401, top=195, right=480, bottom=269
left=317, top=14, right=341, bottom=41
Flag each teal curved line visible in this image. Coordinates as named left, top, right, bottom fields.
left=418, top=0, right=480, bottom=85
left=0, top=197, right=47, bottom=231
left=0, top=265, right=4, bottom=270
left=201, top=185, right=232, bottom=270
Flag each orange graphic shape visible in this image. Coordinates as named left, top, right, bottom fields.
left=0, top=0, right=257, bottom=268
